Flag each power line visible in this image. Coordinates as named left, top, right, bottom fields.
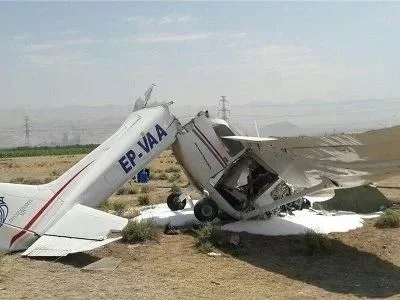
left=24, top=116, right=31, bottom=147
left=218, top=96, right=230, bottom=123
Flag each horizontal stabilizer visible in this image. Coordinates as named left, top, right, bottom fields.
left=22, top=204, right=128, bottom=257
left=22, top=235, right=122, bottom=257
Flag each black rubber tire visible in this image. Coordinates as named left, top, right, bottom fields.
left=167, top=192, right=186, bottom=211
left=301, top=199, right=311, bottom=210
left=194, top=198, right=219, bottom=222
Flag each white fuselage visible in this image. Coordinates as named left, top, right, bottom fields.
left=173, top=112, right=252, bottom=219
left=1, top=105, right=178, bottom=252
left=173, top=112, right=301, bottom=220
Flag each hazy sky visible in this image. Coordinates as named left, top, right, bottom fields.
left=1, top=2, right=399, bottom=108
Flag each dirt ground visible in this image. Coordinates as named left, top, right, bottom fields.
left=0, top=153, right=399, bottom=299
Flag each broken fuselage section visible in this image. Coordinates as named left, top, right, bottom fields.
left=172, top=111, right=304, bottom=222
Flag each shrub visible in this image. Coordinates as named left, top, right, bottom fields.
left=116, top=186, right=139, bottom=195
left=140, top=185, right=151, bottom=194
left=194, top=223, right=215, bottom=253
left=138, top=193, right=150, bottom=206
left=99, top=200, right=111, bottom=211
left=127, top=187, right=139, bottom=194
left=375, top=209, right=400, bottom=229
left=300, top=230, right=332, bottom=256
left=168, top=173, right=181, bottom=183
left=22, top=178, right=44, bottom=185
left=10, top=177, right=43, bottom=185
left=170, top=184, right=182, bottom=194
left=198, top=241, right=215, bottom=253
left=122, top=220, right=158, bottom=243
left=116, top=187, right=128, bottom=195
left=50, top=170, right=61, bottom=176
left=113, top=202, right=126, bottom=216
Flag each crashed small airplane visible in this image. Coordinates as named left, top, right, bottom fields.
left=1, top=84, right=400, bottom=257
left=0, top=86, right=179, bottom=256
left=169, top=110, right=400, bottom=222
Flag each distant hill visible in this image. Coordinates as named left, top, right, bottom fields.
left=259, top=121, right=303, bottom=137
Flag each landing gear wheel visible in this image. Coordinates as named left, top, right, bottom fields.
left=194, top=198, right=219, bottom=222
left=167, top=192, right=186, bottom=211
left=301, top=199, right=311, bottom=210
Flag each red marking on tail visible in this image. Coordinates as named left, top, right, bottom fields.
left=9, top=161, right=94, bottom=247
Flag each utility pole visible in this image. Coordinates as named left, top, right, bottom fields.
left=24, top=116, right=31, bottom=147
left=218, top=96, right=230, bottom=123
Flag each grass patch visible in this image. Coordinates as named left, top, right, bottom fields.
left=0, top=144, right=98, bottom=158
left=113, top=202, right=126, bottom=216
left=375, top=209, right=400, bottom=228
left=9, top=177, right=44, bottom=185
left=0, top=251, right=4, bottom=262
left=99, top=200, right=111, bottom=211
left=138, top=193, right=150, bottom=206
left=194, top=223, right=215, bottom=253
left=122, top=220, right=159, bottom=244
left=140, top=185, right=153, bottom=193
left=116, top=186, right=139, bottom=195
left=300, top=230, right=333, bottom=256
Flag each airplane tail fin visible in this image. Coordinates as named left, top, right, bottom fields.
left=0, top=183, right=53, bottom=251
left=133, top=83, right=156, bottom=111
left=0, top=124, right=134, bottom=252
left=0, top=110, right=138, bottom=252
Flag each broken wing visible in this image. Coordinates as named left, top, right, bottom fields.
left=224, top=126, right=400, bottom=189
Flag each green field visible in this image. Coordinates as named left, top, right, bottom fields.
left=0, top=144, right=98, bottom=158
